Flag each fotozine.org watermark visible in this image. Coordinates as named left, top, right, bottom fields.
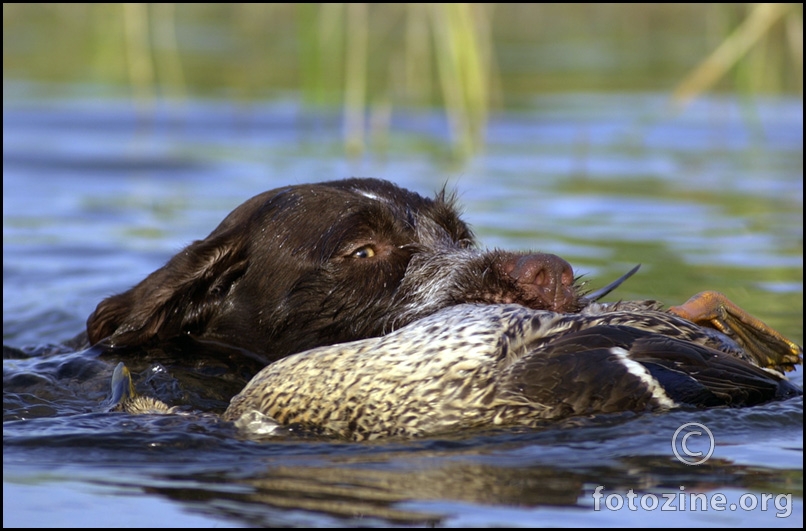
left=589, top=421, right=794, bottom=518
left=592, top=486, right=793, bottom=518
left=672, top=422, right=714, bottom=465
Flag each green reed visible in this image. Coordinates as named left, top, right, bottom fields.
left=3, top=4, right=801, bottom=158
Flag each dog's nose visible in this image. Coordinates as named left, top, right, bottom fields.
left=500, top=253, right=576, bottom=312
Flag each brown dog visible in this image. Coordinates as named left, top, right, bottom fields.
left=87, top=178, right=581, bottom=365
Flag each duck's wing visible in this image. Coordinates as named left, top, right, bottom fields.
left=501, top=325, right=801, bottom=419
left=669, top=291, right=802, bottom=373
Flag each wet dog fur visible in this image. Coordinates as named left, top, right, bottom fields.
left=87, top=178, right=580, bottom=370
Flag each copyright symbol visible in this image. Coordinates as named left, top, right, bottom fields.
left=672, top=422, right=714, bottom=465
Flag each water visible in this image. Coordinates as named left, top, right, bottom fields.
left=3, top=92, right=803, bottom=527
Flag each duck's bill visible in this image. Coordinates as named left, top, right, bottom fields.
left=581, top=264, right=641, bottom=304
left=109, top=362, right=135, bottom=410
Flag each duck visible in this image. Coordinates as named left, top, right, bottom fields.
left=219, top=293, right=801, bottom=441
left=112, top=273, right=803, bottom=441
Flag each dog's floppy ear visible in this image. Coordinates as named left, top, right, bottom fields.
left=86, top=233, right=249, bottom=348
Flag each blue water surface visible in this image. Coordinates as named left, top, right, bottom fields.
left=3, top=92, right=803, bottom=527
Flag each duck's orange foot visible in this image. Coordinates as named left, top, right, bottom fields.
left=669, top=291, right=802, bottom=373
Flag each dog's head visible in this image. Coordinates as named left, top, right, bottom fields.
left=87, top=178, right=579, bottom=361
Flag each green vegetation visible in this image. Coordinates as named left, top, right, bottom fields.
left=4, top=4, right=802, bottom=157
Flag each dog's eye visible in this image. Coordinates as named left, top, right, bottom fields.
left=351, top=245, right=376, bottom=259
left=458, top=238, right=474, bottom=249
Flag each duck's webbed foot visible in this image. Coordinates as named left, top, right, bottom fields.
left=669, top=291, right=802, bottom=373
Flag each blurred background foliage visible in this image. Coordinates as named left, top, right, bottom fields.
left=3, top=3, right=802, bottom=157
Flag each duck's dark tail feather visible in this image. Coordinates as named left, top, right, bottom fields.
left=627, top=332, right=801, bottom=407
left=504, top=325, right=802, bottom=417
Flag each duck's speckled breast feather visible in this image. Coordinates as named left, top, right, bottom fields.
left=224, top=305, right=549, bottom=440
